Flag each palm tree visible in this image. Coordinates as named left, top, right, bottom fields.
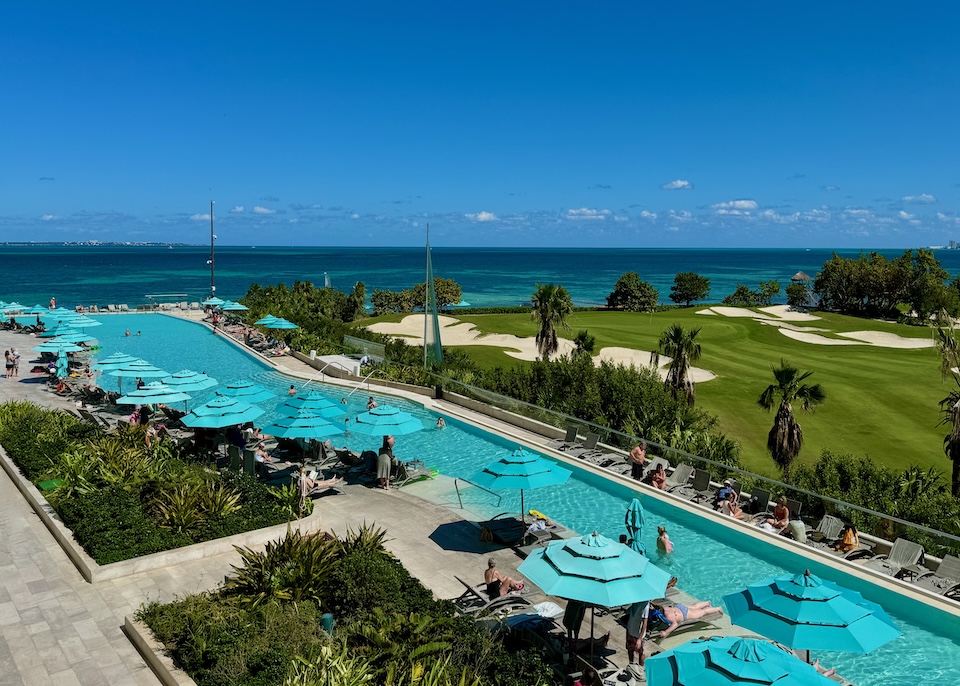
left=939, top=380, right=960, bottom=497
left=530, top=284, right=573, bottom=360
left=757, top=359, right=826, bottom=480
left=650, top=324, right=702, bottom=405
left=573, top=329, right=596, bottom=357
left=936, top=323, right=960, bottom=382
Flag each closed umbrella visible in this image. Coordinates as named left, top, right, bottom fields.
left=261, top=409, right=345, bottom=440
left=116, top=381, right=192, bottom=406
left=265, top=317, right=299, bottom=330
left=216, top=378, right=276, bottom=404
left=470, top=448, right=571, bottom=526
left=55, top=352, right=69, bottom=379
left=518, top=531, right=672, bottom=663
left=645, top=636, right=835, bottom=686
left=181, top=396, right=264, bottom=428
left=722, top=570, right=901, bottom=657
left=625, top=498, right=647, bottom=554
left=352, top=404, right=423, bottom=435
left=276, top=390, right=346, bottom=419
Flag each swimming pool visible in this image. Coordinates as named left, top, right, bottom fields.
left=88, top=314, right=960, bottom=685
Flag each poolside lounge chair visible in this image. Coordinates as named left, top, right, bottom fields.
left=119, top=304, right=129, bottom=312
left=856, top=537, right=925, bottom=579
left=806, top=515, right=844, bottom=547
left=914, top=554, right=960, bottom=598
left=106, top=304, right=117, bottom=312
left=392, top=459, right=437, bottom=488
left=570, top=432, right=601, bottom=458
left=647, top=602, right=721, bottom=640
left=297, top=469, right=345, bottom=497
left=452, top=575, right=534, bottom=616
left=744, top=488, right=771, bottom=518
left=642, top=456, right=669, bottom=481
left=665, top=463, right=695, bottom=491
left=677, top=468, right=712, bottom=503
left=548, top=425, right=579, bottom=451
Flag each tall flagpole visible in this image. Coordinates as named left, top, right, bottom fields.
left=423, top=224, right=430, bottom=369
left=209, top=200, right=216, bottom=298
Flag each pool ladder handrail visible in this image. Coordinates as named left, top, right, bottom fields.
left=453, top=478, right=502, bottom=510
left=344, top=368, right=385, bottom=400
left=301, top=360, right=353, bottom=388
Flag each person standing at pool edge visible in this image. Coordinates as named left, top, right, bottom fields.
left=630, top=442, right=647, bottom=480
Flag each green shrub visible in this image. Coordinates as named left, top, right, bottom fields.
left=324, top=550, right=436, bottom=621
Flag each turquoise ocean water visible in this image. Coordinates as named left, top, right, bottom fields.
left=9, top=245, right=960, bottom=309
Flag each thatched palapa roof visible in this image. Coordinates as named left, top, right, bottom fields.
left=791, top=271, right=812, bottom=282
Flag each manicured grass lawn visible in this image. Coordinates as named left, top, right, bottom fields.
left=445, top=308, right=949, bottom=476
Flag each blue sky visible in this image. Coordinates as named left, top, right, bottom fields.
left=3, top=2, right=959, bottom=248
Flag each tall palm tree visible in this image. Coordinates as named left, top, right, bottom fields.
left=757, top=359, right=826, bottom=480
left=939, top=380, right=960, bottom=497
left=936, top=323, right=960, bottom=382
left=530, top=284, right=573, bottom=360
left=650, top=324, right=702, bottom=405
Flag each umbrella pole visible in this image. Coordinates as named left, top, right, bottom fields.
left=520, top=489, right=525, bottom=527
left=590, top=606, right=596, bottom=666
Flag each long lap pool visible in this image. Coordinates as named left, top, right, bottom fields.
left=78, top=314, right=960, bottom=685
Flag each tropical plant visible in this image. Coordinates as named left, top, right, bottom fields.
left=650, top=324, right=702, bottom=406
left=939, top=378, right=960, bottom=497
left=572, top=329, right=596, bottom=356
left=722, top=284, right=758, bottom=307
left=285, top=644, right=375, bottom=686
left=530, top=283, right=573, bottom=360
left=272, top=481, right=314, bottom=520
left=606, top=272, right=658, bottom=312
left=757, top=359, right=826, bottom=480
left=200, top=482, right=243, bottom=518
left=226, top=529, right=339, bottom=608
left=937, top=323, right=960, bottom=382
left=338, top=524, right=393, bottom=559
left=785, top=282, right=809, bottom=309
left=152, top=485, right=207, bottom=534
left=669, top=272, right=710, bottom=306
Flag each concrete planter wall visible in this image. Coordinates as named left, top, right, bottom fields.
left=124, top=617, right=197, bottom=686
left=0, top=446, right=322, bottom=583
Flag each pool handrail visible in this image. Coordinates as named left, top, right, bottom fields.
left=301, top=360, right=353, bottom=387
left=453, top=477, right=503, bottom=510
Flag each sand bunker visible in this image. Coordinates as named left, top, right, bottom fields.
left=695, top=309, right=718, bottom=316
left=758, top=320, right=830, bottom=333
left=708, top=306, right=775, bottom=319
left=365, top=315, right=717, bottom=380
left=757, top=305, right=823, bottom=321
left=596, top=347, right=717, bottom=382
left=836, top=331, right=935, bottom=349
left=777, top=330, right=862, bottom=346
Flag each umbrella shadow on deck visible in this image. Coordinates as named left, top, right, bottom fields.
left=429, top=521, right=510, bottom=554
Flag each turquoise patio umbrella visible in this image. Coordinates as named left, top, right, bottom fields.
left=108, top=359, right=169, bottom=379
left=68, top=316, right=102, bottom=329
left=39, top=325, right=83, bottom=338
left=518, top=531, right=672, bottom=662
left=216, top=378, right=276, bottom=404
left=722, top=570, right=901, bottom=657
left=23, top=305, right=49, bottom=315
left=352, top=404, right=423, bottom=436
left=471, top=447, right=572, bottom=529
left=181, top=396, right=264, bottom=428
left=33, top=340, right=84, bottom=354
left=261, top=408, right=345, bottom=440
left=1, top=302, right=25, bottom=313
left=221, top=300, right=249, bottom=311
left=254, top=315, right=279, bottom=325
left=265, top=317, right=299, bottom=330
left=202, top=297, right=225, bottom=306
left=276, top=390, right=346, bottom=419
left=92, top=352, right=138, bottom=370
left=161, top=369, right=218, bottom=393
left=625, top=498, right=647, bottom=555
left=43, top=331, right=92, bottom=344
left=55, top=353, right=69, bottom=379
left=645, top=636, right=835, bottom=686
left=116, top=381, right=192, bottom=406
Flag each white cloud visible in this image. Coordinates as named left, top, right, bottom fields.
left=40, top=214, right=60, bottom=221
left=803, top=209, right=830, bottom=222
left=190, top=213, right=211, bottom=221
left=898, top=210, right=914, bottom=220
left=566, top=207, right=611, bottom=220
left=351, top=213, right=360, bottom=219
left=465, top=211, right=498, bottom=222
left=667, top=209, right=693, bottom=221
left=230, top=205, right=245, bottom=213
left=661, top=179, right=693, bottom=190
left=712, top=199, right=758, bottom=211
left=638, top=210, right=657, bottom=219
left=902, top=193, right=937, bottom=204
left=759, top=209, right=799, bottom=223
left=937, top=212, right=960, bottom=225
left=613, top=215, right=628, bottom=222
left=843, top=209, right=873, bottom=218
left=252, top=206, right=276, bottom=215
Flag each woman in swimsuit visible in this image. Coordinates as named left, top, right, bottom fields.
left=483, top=558, right=524, bottom=597
left=655, top=600, right=723, bottom=638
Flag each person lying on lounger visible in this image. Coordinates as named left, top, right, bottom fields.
left=651, top=601, right=723, bottom=638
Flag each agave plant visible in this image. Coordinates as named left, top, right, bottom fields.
left=200, top=483, right=242, bottom=518
left=43, top=449, right=98, bottom=503
left=225, top=529, right=338, bottom=607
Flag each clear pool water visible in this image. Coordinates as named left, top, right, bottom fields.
left=87, top=313, right=960, bottom=685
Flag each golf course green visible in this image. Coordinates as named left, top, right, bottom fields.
left=444, top=307, right=949, bottom=477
